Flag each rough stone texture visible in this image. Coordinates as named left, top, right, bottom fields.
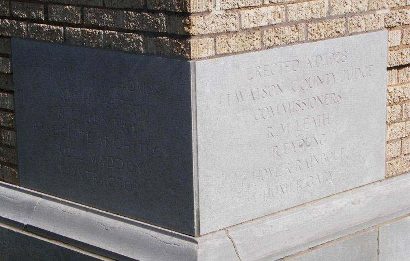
left=0, top=111, right=14, bottom=129
left=48, top=5, right=82, bottom=24
left=0, top=73, right=13, bottom=91
left=379, top=216, right=410, bottom=261
left=263, top=24, right=305, bottom=47
left=307, top=18, right=346, bottom=40
left=240, top=5, right=285, bottom=29
left=104, top=0, right=145, bottom=9
left=103, top=31, right=144, bottom=52
left=215, top=30, right=261, bottom=54
left=0, top=91, right=13, bottom=110
left=11, top=1, right=44, bottom=20
left=0, top=164, right=17, bottom=184
left=27, top=24, right=64, bottom=43
left=0, top=128, right=15, bottom=147
left=287, top=0, right=328, bottom=22
left=0, top=57, right=11, bottom=73
left=190, top=37, right=215, bottom=58
left=386, top=139, right=401, bottom=160
left=329, top=0, right=368, bottom=16
left=0, top=0, right=9, bottom=16
left=348, top=13, right=386, bottom=34
left=190, top=13, right=239, bottom=35
left=65, top=27, right=104, bottom=48
left=0, top=37, right=11, bottom=54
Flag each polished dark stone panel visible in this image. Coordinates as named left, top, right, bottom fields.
left=12, top=39, right=194, bottom=235
left=0, top=226, right=98, bottom=260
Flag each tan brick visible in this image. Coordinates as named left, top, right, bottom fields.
left=387, top=84, right=410, bottom=105
left=307, top=18, right=346, bottom=40
left=190, top=37, right=215, bottom=59
left=0, top=0, right=9, bottom=16
left=398, top=67, right=410, bottom=84
left=0, top=73, right=13, bottom=91
left=84, top=8, right=120, bottom=28
left=288, top=0, right=328, bottom=22
left=388, top=68, right=398, bottom=85
left=147, top=0, right=211, bottom=12
left=403, top=136, right=410, bottom=154
left=386, top=139, right=402, bottom=160
left=48, top=5, right=82, bottom=24
left=0, top=111, right=14, bottom=129
left=190, top=13, right=238, bottom=35
left=38, top=0, right=103, bottom=6
left=65, top=27, right=104, bottom=48
left=0, top=163, right=18, bottom=185
left=387, top=122, right=406, bottom=140
left=402, top=28, right=410, bottom=45
left=369, top=0, right=407, bottom=10
left=0, top=91, right=13, bottom=110
left=240, top=6, right=285, bottom=29
left=11, top=1, right=44, bottom=20
left=28, top=23, right=64, bottom=43
left=406, top=121, right=410, bottom=136
left=388, top=48, right=410, bottom=67
left=103, top=31, right=144, bottom=53
left=0, top=145, right=16, bottom=165
left=0, top=37, right=10, bottom=55
left=166, top=15, right=190, bottom=35
left=216, top=30, right=261, bottom=54
left=386, top=155, right=410, bottom=177
left=404, top=102, right=410, bottom=120
left=123, top=11, right=167, bottom=32
left=348, top=13, right=385, bottom=34
left=0, top=19, right=27, bottom=37
left=104, top=0, right=145, bottom=9
left=219, top=0, right=263, bottom=10
left=0, top=57, right=10, bottom=74
left=145, top=36, right=190, bottom=58
left=0, top=128, right=15, bottom=147
left=385, top=9, right=410, bottom=28
left=263, top=24, right=305, bottom=47
left=387, top=104, right=402, bottom=123
left=389, top=29, right=402, bottom=47
left=188, top=0, right=212, bottom=12
left=330, top=0, right=368, bottom=15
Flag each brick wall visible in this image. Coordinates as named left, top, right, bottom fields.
left=0, top=0, right=409, bottom=183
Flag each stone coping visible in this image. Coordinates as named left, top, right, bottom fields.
left=0, top=172, right=410, bottom=260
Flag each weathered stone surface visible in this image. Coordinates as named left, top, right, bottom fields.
left=195, top=31, right=387, bottom=233
left=285, top=230, right=378, bottom=261
left=12, top=39, right=195, bottom=235
left=379, top=216, right=410, bottom=261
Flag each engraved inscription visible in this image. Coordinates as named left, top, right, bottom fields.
left=196, top=32, right=387, bottom=233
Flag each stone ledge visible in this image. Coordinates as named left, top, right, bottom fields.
left=0, top=172, right=410, bottom=260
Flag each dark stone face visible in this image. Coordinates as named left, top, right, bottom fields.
left=12, top=39, right=195, bottom=235
left=0, top=226, right=98, bottom=260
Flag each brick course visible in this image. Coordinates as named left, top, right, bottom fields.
left=0, top=0, right=409, bottom=182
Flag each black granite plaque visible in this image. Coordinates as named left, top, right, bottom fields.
left=0, top=226, right=97, bottom=260
left=12, top=39, right=194, bottom=235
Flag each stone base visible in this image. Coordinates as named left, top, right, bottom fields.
left=1, top=172, right=409, bottom=260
